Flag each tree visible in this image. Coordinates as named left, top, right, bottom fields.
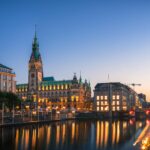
left=0, top=91, right=21, bottom=111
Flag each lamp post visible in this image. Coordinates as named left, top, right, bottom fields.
left=2, top=102, right=4, bottom=125
left=12, top=104, right=15, bottom=124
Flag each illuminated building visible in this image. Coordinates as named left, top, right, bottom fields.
left=94, top=82, right=142, bottom=112
left=0, top=64, right=16, bottom=93
left=16, top=32, right=91, bottom=110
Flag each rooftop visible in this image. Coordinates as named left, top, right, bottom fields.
left=0, top=64, right=12, bottom=70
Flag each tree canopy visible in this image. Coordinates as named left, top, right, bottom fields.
left=0, top=91, right=21, bottom=110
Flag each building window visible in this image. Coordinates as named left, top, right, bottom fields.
left=100, top=96, right=103, bottom=100
left=116, top=95, right=120, bottom=100
left=104, top=96, right=108, bottom=100
left=97, top=107, right=99, bottom=111
left=101, top=107, right=103, bottom=111
left=116, top=101, right=120, bottom=105
left=105, top=101, right=108, bottom=105
left=53, top=85, right=56, bottom=90
left=97, top=96, right=100, bottom=100
left=117, top=107, right=120, bottom=111
left=112, top=106, right=115, bottom=111
left=123, top=106, right=127, bottom=111
left=97, top=101, right=99, bottom=105
left=57, top=85, right=60, bottom=90
left=101, top=101, right=104, bottom=105
left=112, top=101, right=115, bottom=105
left=61, top=85, right=64, bottom=90
left=105, top=106, right=109, bottom=111
left=65, top=84, right=68, bottom=90
left=112, top=95, right=115, bottom=100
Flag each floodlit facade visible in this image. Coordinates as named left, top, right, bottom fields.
left=94, top=82, right=142, bottom=112
left=16, top=33, right=91, bottom=110
left=0, top=64, right=16, bottom=93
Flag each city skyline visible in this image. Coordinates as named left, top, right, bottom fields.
left=1, top=1, right=150, bottom=100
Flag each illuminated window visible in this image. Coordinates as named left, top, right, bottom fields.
left=116, top=101, right=120, bottom=105
left=53, top=85, right=56, bottom=90
left=65, top=84, right=68, bottom=90
left=104, top=96, right=108, bottom=100
left=97, top=107, right=99, bottom=111
left=112, top=101, right=115, bottom=105
left=97, top=96, right=100, bottom=100
left=46, top=86, right=48, bottom=90
left=117, top=107, right=120, bottom=111
left=105, top=106, right=109, bottom=111
left=101, top=96, right=103, bottom=100
left=76, top=96, right=79, bottom=102
left=97, top=101, right=99, bottom=105
left=49, top=85, right=52, bottom=90
left=112, top=107, right=115, bottom=111
left=116, top=95, right=120, bottom=100
left=57, top=85, right=60, bottom=90
left=60, top=98, right=63, bottom=102
left=71, top=96, right=74, bottom=102
left=123, top=106, right=127, bottom=110
left=105, top=101, right=108, bottom=105
left=61, top=85, right=64, bottom=90
left=101, top=101, right=104, bottom=105
left=101, top=107, right=104, bottom=111
left=112, top=95, right=115, bottom=100
left=42, top=86, right=44, bottom=91
left=65, top=98, right=67, bottom=102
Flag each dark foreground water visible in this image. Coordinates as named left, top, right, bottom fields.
left=0, top=119, right=148, bottom=150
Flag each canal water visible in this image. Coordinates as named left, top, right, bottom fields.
left=0, top=119, right=148, bottom=150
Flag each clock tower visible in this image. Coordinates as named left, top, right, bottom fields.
left=28, top=32, right=43, bottom=101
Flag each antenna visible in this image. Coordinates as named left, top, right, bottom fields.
left=108, top=74, right=110, bottom=82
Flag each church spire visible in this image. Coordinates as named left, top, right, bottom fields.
left=79, top=71, right=82, bottom=84
left=31, top=25, right=40, bottom=61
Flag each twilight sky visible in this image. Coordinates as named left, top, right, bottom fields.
left=0, top=1, right=150, bottom=99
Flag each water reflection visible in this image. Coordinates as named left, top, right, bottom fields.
left=0, top=120, right=146, bottom=150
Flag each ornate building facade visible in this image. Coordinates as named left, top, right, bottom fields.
left=16, top=33, right=91, bottom=111
left=0, top=64, right=16, bottom=93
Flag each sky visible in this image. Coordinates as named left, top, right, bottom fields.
left=0, top=0, right=150, bottom=99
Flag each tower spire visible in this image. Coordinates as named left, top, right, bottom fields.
left=79, top=71, right=82, bottom=83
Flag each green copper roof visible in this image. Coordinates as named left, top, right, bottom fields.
left=43, top=77, right=55, bottom=82
left=0, top=64, right=12, bottom=70
left=41, top=80, right=72, bottom=86
left=16, top=84, right=28, bottom=88
left=30, top=32, right=41, bottom=61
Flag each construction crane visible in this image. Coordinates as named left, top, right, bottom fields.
left=128, top=83, right=142, bottom=91
left=129, top=83, right=141, bottom=87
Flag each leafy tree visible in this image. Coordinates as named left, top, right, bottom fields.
left=0, top=92, right=21, bottom=111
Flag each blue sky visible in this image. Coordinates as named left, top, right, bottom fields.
left=1, top=1, right=150, bottom=99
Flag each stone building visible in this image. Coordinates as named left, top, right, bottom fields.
left=0, top=64, right=16, bottom=93
left=94, top=82, right=142, bottom=112
left=16, top=33, right=91, bottom=111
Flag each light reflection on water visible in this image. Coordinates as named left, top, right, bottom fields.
left=0, top=120, right=146, bottom=150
